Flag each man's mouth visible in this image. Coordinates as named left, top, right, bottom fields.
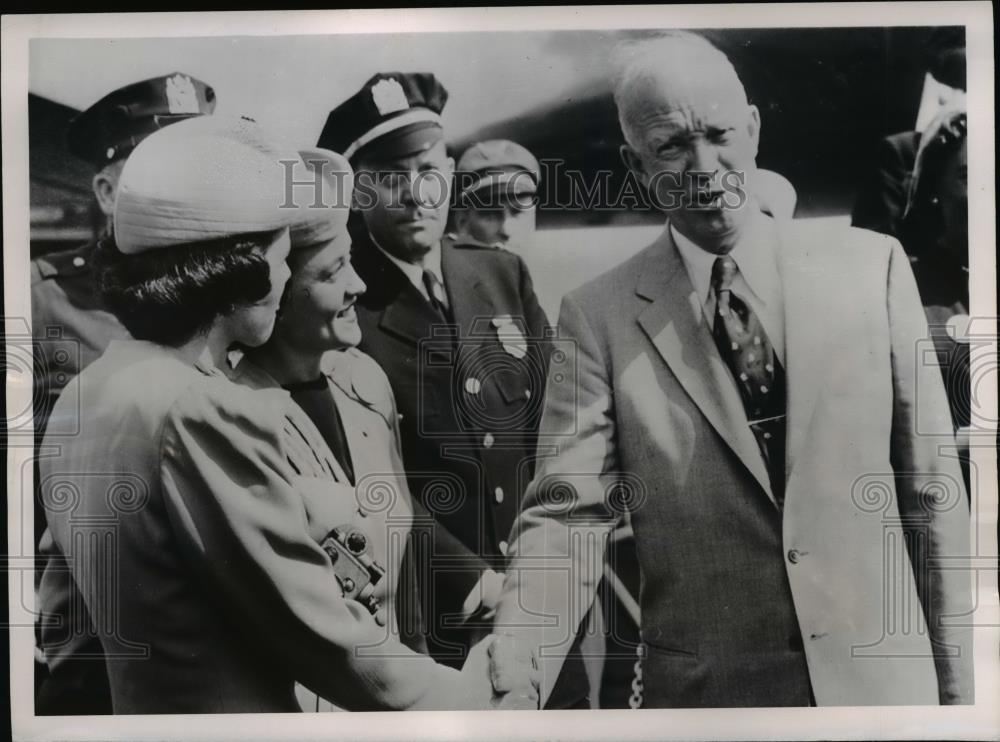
left=690, top=190, right=726, bottom=209
left=336, top=304, right=356, bottom=320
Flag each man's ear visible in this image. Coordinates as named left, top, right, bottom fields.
left=620, top=144, right=649, bottom=189
left=92, top=171, right=117, bottom=217
left=746, top=104, right=761, bottom=158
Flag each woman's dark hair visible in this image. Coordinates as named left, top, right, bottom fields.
left=94, top=229, right=281, bottom=346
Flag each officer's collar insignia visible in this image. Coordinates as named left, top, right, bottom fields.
left=165, top=73, right=200, bottom=115
left=371, top=78, right=409, bottom=117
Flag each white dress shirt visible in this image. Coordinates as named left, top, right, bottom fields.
left=671, top=211, right=786, bottom=363
left=375, top=240, right=449, bottom=309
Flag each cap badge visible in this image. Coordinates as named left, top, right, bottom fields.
left=371, top=78, right=409, bottom=117
left=165, top=74, right=200, bottom=115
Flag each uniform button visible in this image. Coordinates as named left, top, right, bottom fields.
left=494, top=487, right=504, bottom=504
left=72, top=256, right=86, bottom=267
left=787, top=549, right=801, bottom=564
left=499, top=540, right=508, bottom=555
left=483, top=433, right=495, bottom=448
left=465, top=377, right=482, bottom=395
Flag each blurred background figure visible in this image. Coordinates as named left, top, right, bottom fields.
left=899, top=112, right=971, bottom=487
left=451, top=139, right=540, bottom=251
left=851, top=29, right=965, bottom=242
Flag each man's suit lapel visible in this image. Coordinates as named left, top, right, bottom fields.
left=362, top=246, right=443, bottom=346
left=775, top=221, right=834, bottom=482
left=440, top=239, right=497, bottom=335
left=635, top=227, right=777, bottom=504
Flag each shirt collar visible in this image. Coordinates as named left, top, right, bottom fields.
left=670, top=208, right=780, bottom=308
left=373, top=236, right=444, bottom=295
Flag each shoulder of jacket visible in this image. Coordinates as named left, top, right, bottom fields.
left=31, top=242, right=97, bottom=282
left=324, top=348, right=394, bottom=421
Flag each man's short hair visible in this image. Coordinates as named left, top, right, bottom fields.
left=612, top=31, right=742, bottom=148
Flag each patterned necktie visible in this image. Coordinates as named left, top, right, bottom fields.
left=422, top=269, right=452, bottom=323
left=711, top=256, right=787, bottom=507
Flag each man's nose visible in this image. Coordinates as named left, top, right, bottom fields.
left=688, top=139, right=722, bottom=181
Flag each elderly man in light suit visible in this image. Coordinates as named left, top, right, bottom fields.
left=491, top=32, right=973, bottom=708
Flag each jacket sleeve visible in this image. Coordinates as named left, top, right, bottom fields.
left=850, top=133, right=915, bottom=240
left=493, top=291, right=620, bottom=705
left=885, top=238, right=974, bottom=704
left=158, top=380, right=470, bottom=711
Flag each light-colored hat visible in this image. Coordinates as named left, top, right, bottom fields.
left=288, top=147, right=354, bottom=250
left=114, top=115, right=297, bottom=254
left=457, top=139, right=540, bottom=199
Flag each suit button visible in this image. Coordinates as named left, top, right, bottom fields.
left=72, top=256, right=86, bottom=267
left=465, top=377, right=482, bottom=394
left=494, top=487, right=504, bottom=504
left=499, top=540, right=509, bottom=555
left=483, top=433, right=495, bottom=448
left=787, top=549, right=801, bottom=564
left=524, top=389, right=532, bottom=400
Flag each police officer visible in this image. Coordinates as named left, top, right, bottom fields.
left=452, top=139, right=540, bottom=251
left=32, top=72, right=216, bottom=716
left=317, top=73, right=595, bottom=707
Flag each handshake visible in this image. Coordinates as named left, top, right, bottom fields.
left=457, top=633, right=540, bottom=710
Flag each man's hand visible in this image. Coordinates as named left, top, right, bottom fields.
left=457, top=634, right=539, bottom=709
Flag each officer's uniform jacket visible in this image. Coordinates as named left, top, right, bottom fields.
left=353, top=236, right=551, bottom=611
left=38, top=339, right=468, bottom=713
left=30, top=240, right=130, bottom=439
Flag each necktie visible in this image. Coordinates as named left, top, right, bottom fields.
left=711, top=256, right=787, bottom=506
left=285, top=376, right=356, bottom=486
left=422, top=269, right=452, bottom=323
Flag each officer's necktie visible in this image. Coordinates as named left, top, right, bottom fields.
left=422, top=269, right=452, bottom=324
left=284, top=376, right=355, bottom=486
left=711, top=256, right=787, bottom=507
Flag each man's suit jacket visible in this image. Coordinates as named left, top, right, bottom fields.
left=352, top=237, right=550, bottom=629
left=495, top=218, right=973, bottom=707
left=851, top=131, right=920, bottom=242
left=38, top=339, right=469, bottom=713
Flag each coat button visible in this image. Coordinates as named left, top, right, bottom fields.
left=465, top=377, right=482, bottom=394
left=499, top=540, right=508, bottom=555
left=787, top=549, right=801, bottom=564
left=72, top=256, right=86, bottom=267
left=524, top=389, right=532, bottom=400
left=494, top=487, right=504, bottom=504
left=483, top=433, right=495, bottom=448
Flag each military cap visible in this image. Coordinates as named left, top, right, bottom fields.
left=114, top=115, right=296, bottom=254
left=67, top=72, right=217, bottom=168
left=317, top=73, right=448, bottom=163
left=456, top=140, right=540, bottom=202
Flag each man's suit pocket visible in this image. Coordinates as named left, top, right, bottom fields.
left=643, top=641, right=710, bottom=708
